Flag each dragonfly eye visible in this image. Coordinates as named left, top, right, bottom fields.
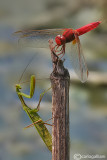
left=55, top=35, right=65, bottom=46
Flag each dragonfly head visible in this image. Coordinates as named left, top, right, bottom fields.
left=55, top=35, right=66, bottom=46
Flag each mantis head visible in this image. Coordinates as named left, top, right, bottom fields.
left=15, top=84, right=22, bottom=89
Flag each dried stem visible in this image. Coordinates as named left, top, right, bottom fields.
left=49, top=40, right=70, bottom=160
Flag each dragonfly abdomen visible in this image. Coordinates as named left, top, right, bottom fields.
left=76, top=21, right=101, bottom=36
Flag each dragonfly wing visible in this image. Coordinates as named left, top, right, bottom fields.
left=66, top=33, right=88, bottom=83
left=14, top=29, right=65, bottom=48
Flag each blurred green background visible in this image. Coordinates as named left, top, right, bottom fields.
left=0, top=0, right=107, bottom=160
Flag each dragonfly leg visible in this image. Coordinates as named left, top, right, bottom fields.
left=49, top=41, right=65, bottom=59
left=57, top=44, right=65, bottom=59
left=54, top=45, right=62, bottom=52
left=52, top=44, right=61, bottom=53
left=50, top=44, right=60, bottom=58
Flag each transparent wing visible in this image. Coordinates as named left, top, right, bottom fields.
left=66, top=33, right=88, bottom=83
left=14, top=29, right=65, bottom=48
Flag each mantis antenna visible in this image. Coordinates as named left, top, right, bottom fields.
left=18, top=54, right=50, bottom=84
left=18, top=54, right=36, bottom=84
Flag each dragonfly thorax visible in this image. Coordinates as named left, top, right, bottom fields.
left=55, top=35, right=66, bottom=46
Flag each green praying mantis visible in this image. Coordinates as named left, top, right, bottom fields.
left=16, top=71, right=52, bottom=151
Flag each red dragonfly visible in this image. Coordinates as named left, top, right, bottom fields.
left=14, top=21, right=101, bottom=82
